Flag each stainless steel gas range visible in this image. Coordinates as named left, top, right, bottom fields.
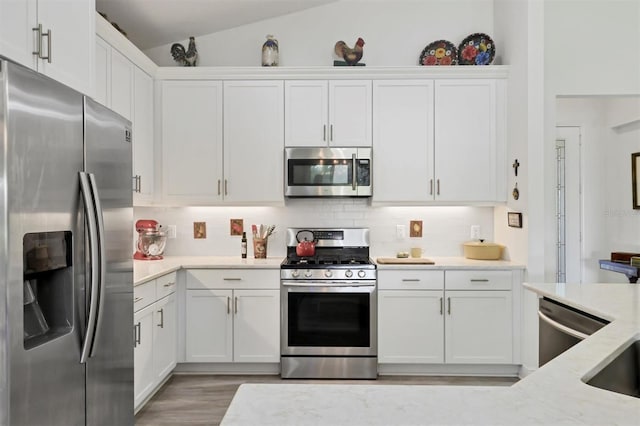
left=280, top=228, right=377, bottom=379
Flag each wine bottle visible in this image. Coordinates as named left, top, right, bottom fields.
left=241, top=232, right=247, bottom=258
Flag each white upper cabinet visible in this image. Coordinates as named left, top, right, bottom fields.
left=94, top=36, right=110, bottom=106
left=285, top=80, right=371, bottom=147
left=434, top=80, right=502, bottom=202
left=110, top=49, right=133, bottom=121
left=223, top=80, right=284, bottom=204
left=161, top=80, right=224, bottom=205
left=373, top=80, right=435, bottom=203
left=373, top=78, right=506, bottom=203
left=132, top=67, right=154, bottom=203
left=0, top=0, right=95, bottom=95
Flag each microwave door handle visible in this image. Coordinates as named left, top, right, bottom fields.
left=352, top=153, right=357, bottom=191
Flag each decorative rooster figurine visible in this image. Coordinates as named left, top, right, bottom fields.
left=334, top=37, right=365, bottom=66
left=170, top=36, right=198, bottom=67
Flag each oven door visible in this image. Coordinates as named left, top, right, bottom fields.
left=281, top=281, right=377, bottom=356
left=284, top=147, right=372, bottom=197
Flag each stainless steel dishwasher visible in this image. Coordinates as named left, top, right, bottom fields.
left=538, top=297, right=609, bottom=366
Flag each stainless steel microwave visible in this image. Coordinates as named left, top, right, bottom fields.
left=284, top=147, right=372, bottom=197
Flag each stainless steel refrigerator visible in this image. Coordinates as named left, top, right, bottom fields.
left=0, top=58, right=134, bottom=425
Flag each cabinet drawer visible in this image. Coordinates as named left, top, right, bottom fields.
left=445, top=270, right=512, bottom=291
left=134, top=280, right=156, bottom=312
left=156, top=272, right=177, bottom=299
left=378, top=270, right=444, bottom=290
left=186, top=269, right=279, bottom=290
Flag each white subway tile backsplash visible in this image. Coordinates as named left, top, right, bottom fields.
left=134, top=203, right=494, bottom=259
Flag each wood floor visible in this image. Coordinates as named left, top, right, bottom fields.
left=135, top=374, right=519, bottom=425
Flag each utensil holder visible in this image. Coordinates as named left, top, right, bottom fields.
left=253, top=237, right=268, bottom=259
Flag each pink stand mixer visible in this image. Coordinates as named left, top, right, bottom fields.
left=134, top=219, right=167, bottom=260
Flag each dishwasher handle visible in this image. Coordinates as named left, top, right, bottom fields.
left=538, top=310, right=589, bottom=341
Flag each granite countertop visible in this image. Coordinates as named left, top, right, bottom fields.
left=221, top=282, right=640, bottom=425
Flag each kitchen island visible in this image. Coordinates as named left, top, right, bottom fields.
left=220, top=282, right=640, bottom=425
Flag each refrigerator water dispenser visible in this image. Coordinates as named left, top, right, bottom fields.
left=23, top=231, right=73, bottom=349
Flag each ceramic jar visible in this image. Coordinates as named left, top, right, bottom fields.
left=262, top=35, right=279, bottom=66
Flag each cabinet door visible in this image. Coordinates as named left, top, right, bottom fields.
left=223, top=81, right=284, bottom=203
left=133, top=67, right=154, bottom=204
left=134, top=303, right=155, bottom=408
left=0, top=0, right=37, bottom=69
left=284, top=80, right=328, bottom=147
left=444, top=290, right=512, bottom=364
left=378, top=290, right=444, bottom=363
left=373, top=80, right=435, bottom=202
left=233, top=289, right=280, bottom=363
left=185, top=289, right=232, bottom=362
left=434, top=80, right=497, bottom=201
left=94, top=36, right=110, bottom=107
left=153, top=293, right=177, bottom=382
left=161, top=80, right=223, bottom=204
left=37, top=0, right=95, bottom=96
left=329, top=80, right=371, bottom=147
left=110, top=49, right=133, bottom=121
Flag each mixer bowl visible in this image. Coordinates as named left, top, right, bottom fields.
left=137, top=231, right=167, bottom=259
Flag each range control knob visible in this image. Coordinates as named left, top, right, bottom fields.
left=291, top=270, right=300, bottom=278
left=357, top=270, right=366, bottom=278
left=324, top=270, right=333, bottom=278
left=345, top=270, right=353, bottom=278
left=304, top=270, right=312, bottom=278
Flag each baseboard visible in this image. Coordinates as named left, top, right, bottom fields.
left=174, top=362, right=280, bottom=375
left=378, top=363, right=521, bottom=377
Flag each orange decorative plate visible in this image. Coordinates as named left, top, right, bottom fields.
left=419, top=40, right=457, bottom=66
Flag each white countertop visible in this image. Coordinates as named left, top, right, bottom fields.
left=134, top=256, right=283, bottom=285
left=134, top=256, right=524, bottom=285
left=221, top=282, right=640, bottom=425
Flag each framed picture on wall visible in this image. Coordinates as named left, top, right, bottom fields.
left=633, top=152, right=640, bottom=209
left=507, top=212, right=523, bottom=228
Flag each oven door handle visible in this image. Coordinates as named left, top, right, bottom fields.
left=282, top=281, right=375, bottom=288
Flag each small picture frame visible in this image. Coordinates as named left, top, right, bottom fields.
left=507, top=212, right=523, bottom=228
left=230, top=219, right=244, bottom=236
left=410, top=220, right=423, bottom=238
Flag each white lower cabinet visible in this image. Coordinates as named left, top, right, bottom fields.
left=133, top=272, right=177, bottom=410
left=378, top=269, right=515, bottom=366
left=185, top=269, right=280, bottom=363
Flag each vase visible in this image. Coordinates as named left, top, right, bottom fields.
left=262, top=35, right=279, bottom=67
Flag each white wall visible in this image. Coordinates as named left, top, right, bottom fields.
left=145, top=0, right=494, bottom=67
left=134, top=202, right=495, bottom=259
left=537, top=0, right=640, bottom=282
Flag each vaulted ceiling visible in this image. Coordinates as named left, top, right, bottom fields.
left=96, top=0, right=339, bottom=50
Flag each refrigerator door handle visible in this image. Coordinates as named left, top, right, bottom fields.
left=79, top=172, right=99, bottom=364
left=88, top=173, right=107, bottom=358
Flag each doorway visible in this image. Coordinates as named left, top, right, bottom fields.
left=555, top=126, right=582, bottom=283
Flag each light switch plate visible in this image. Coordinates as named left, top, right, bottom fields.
left=396, top=225, right=406, bottom=239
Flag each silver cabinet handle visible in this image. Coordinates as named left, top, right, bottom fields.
left=401, top=279, right=420, bottom=282
left=447, top=297, right=451, bottom=315
left=323, top=124, right=327, bottom=141
left=42, top=28, right=51, bottom=62
left=470, top=279, right=490, bottom=283
left=157, top=308, right=164, bottom=328
left=224, top=179, right=228, bottom=196
left=137, top=175, right=142, bottom=193
left=330, top=124, right=334, bottom=142
left=538, top=310, right=588, bottom=340
left=437, top=179, right=440, bottom=195
left=163, top=282, right=175, bottom=287
left=440, top=297, right=443, bottom=315
left=32, top=25, right=42, bottom=56
left=227, top=296, right=231, bottom=315
left=234, top=296, right=238, bottom=314
left=429, top=179, right=433, bottom=195
left=223, top=278, right=242, bottom=281
left=134, top=322, right=141, bottom=346
left=217, top=179, right=221, bottom=196
left=134, top=296, right=143, bottom=303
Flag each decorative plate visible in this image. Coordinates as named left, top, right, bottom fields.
left=457, top=33, right=495, bottom=65
left=419, top=40, right=457, bottom=66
